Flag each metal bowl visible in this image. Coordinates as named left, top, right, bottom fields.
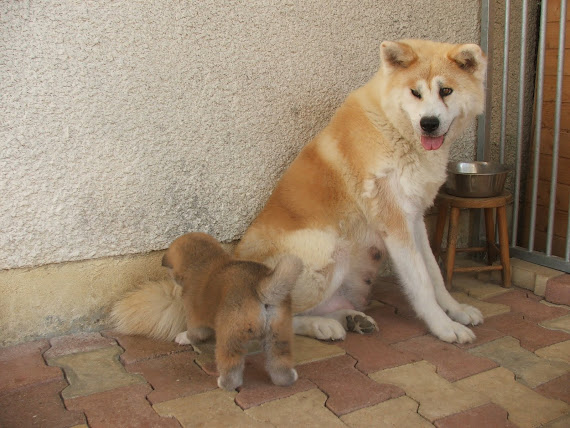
left=445, top=161, right=510, bottom=198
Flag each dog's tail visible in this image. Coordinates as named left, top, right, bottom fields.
left=110, top=279, right=186, bottom=341
left=258, top=254, right=303, bottom=306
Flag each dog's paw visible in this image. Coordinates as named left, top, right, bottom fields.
left=174, top=331, right=192, bottom=345
left=269, top=367, right=298, bottom=386
left=345, top=314, right=378, bottom=334
left=294, top=316, right=347, bottom=341
left=448, top=304, right=484, bottom=326
left=431, top=320, right=476, bottom=344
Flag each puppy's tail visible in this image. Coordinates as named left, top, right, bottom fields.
left=110, top=279, right=186, bottom=341
left=259, top=255, right=303, bottom=306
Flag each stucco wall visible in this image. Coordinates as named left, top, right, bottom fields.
left=1, top=0, right=482, bottom=271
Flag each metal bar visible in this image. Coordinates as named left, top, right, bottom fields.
left=546, top=0, right=567, bottom=256
left=528, top=0, right=548, bottom=251
left=510, top=246, right=570, bottom=273
left=499, top=0, right=511, bottom=163
left=511, top=0, right=529, bottom=247
left=477, top=0, right=494, bottom=162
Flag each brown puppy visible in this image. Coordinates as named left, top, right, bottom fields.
left=162, top=232, right=303, bottom=390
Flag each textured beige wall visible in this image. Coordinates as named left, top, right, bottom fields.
left=1, top=1, right=483, bottom=344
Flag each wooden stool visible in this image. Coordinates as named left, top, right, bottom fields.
left=432, top=192, right=512, bottom=289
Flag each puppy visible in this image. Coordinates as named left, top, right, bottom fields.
left=161, top=232, right=303, bottom=390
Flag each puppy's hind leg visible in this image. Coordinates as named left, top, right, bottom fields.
left=264, top=304, right=297, bottom=386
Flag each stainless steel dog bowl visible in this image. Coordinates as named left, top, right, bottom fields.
left=445, top=161, right=510, bottom=198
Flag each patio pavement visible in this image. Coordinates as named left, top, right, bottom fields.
left=1, top=272, right=569, bottom=427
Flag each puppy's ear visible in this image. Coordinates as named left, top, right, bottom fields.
left=448, top=43, right=487, bottom=81
left=162, top=252, right=172, bottom=268
left=259, top=255, right=303, bottom=306
left=380, top=41, right=417, bottom=70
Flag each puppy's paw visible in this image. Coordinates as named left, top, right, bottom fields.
left=269, top=367, right=298, bottom=387
left=431, top=320, right=476, bottom=344
left=346, top=313, right=378, bottom=334
left=448, top=304, right=484, bottom=326
left=174, top=331, right=192, bottom=345
left=217, top=369, right=243, bottom=391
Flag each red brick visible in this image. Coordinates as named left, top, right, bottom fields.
left=66, top=383, right=180, bottom=428
left=485, top=313, right=570, bottom=351
left=393, top=335, right=498, bottom=381
left=0, top=379, right=86, bottom=427
left=235, top=353, right=316, bottom=410
left=455, top=325, right=506, bottom=350
left=296, top=354, right=404, bottom=416
left=126, top=351, right=217, bottom=404
left=0, top=340, right=62, bottom=394
left=486, top=289, right=568, bottom=322
left=434, top=402, right=518, bottom=428
left=371, top=277, right=416, bottom=318
left=546, top=274, right=570, bottom=306
left=365, top=304, right=427, bottom=344
left=102, top=330, right=189, bottom=365
left=44, top=332, right=117, bottom=359
left=535, top=373, right=570, bottom=404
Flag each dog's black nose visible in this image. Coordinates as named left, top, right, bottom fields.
left=420, top=116, right=440, bottom=133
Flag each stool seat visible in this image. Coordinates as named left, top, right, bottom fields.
left=432, top=191, right=512, bottom=289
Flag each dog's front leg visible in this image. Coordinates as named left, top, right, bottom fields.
left=382, top=217, right=476, bottom=344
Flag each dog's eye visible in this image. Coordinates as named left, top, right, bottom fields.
left=411, top=89, right=422, bottom=99
left=440, top=87, right=453, bottom=97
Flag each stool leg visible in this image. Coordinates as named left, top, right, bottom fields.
left=484, top=208, right=498, bottom=264
left=497, top=205, right=512, bottom=288
left=445, top=206, right=460, bottom=289
left=432, top=201, right=448, bottom=261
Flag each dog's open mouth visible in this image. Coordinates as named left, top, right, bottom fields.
left=421, top=135, right=445, bottom=151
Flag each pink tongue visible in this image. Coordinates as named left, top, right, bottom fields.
left=421, top=135, right=444, bottom=151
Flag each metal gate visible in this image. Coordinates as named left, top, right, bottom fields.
left=478, top=0, right=570, bottom=272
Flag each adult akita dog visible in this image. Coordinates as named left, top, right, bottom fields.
left=112, top=39, right=487, bottom=344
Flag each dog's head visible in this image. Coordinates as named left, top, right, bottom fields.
left=378, top=39, right=487, bottom=151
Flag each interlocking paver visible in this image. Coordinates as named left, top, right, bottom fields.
left=244, top=388, right=347, bottom=427
left=369, top=360, right=489, bottom=422
left=455, top=367, right=569, bottom=428
left=534, top=373, right=570, bottom=404
left=485, top=289, right=568, bottom=322
left=451, top=291, right=510, bottom=318
left=102, top=330, right=189, bottom=364
left=468, top=336, right=569, bottom=388
left=542, top=413, right=570, bottom=428
left=433, top=402, right=517, bottom=428
left=484, top=312, right=570, bottom=351
left=0, top=379, right=86, bottom=427
left=541, top=314, right=570, bottom=334
left=454, top=324, right=506, bottom=350
left=296, top=354, right=403, bottom=416
left=393, top=335, right=498, bottom=381
left=47, top=346, right=146, bottom=399
left=546, top=274, right=570, bottom=306
left=341, top=396, right=433, bottom=428
left=292, top=335, right=345, bottom=365
left=451, top=275, right=510, bottom=299
left=154, top=389, right=268, bottom=428
left=535, top=340, right=570, bottom=364
left=126, top=350, right=218, bottom=404
left=234, top=352, right=316, bottom=409
left=371, top=277, right=416, bottom=318
left=365, top=304, right=428, bottom=344
left=66, top=383, right=179, bottom=428
left=44, top=332, right=117, bottom=359
left=0, top=340, right=62, bottom=393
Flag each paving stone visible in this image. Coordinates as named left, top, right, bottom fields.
left=364, top=304, right=428, bottom=344
left=434, top=402, right=517, bottom=428
left=393, top=335, right=498, bottom=382
left=369, top=360, right=489, bottom=422
left=234, top=353, right=316, bottom=410
left=67, top=383, right=179, bottom=428
left=244, top=388, right=348, bottom=427
left=541, top=314, right=570, bottom=334
left=534, top=373, right=570, bottom=404
left=47, top=346, right=146, bottom=399
left=341, top=396, right=433, bottom=428
left=451, top=275, right=510, bottom=300
left=485, top=289, right=568, bottom=322
left=44, top=332, right=117, bottom=359
left=154, top=389, right=267, bottom=428
left=192, top=338, right=264, bottom=376
left=0, top=340, right=63, bottom=394
left=542, top=413, right=570, bottom=428
left=102, top=330, right=190, bottom=364
left=292, top=335, right=345, bottom=365
left=468, top=336, right=569, bottom=388
left=0, top=379, right=86, bottom=427
left=484, top=312, right=570, bottom=351
left=535, top=340, right=570, bottom=364
left=546, top=274, right=570, bottom=305
left=371, top=277, right=416, bottom=318
left=451, top=291, right=510, bottom=318
left=126, top=350, right=218, bottom=404
left=296, top=354, right=403, bottom=416
left=455, top=367, right=569, bottom=428
left=454, top=324, right=506, bottom=350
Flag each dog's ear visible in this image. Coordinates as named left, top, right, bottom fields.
left=449, top=43, right=487, bottom=81
left=162, top=252, right=172, bottom=269
left=380, top=41, right=417, bottom=70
